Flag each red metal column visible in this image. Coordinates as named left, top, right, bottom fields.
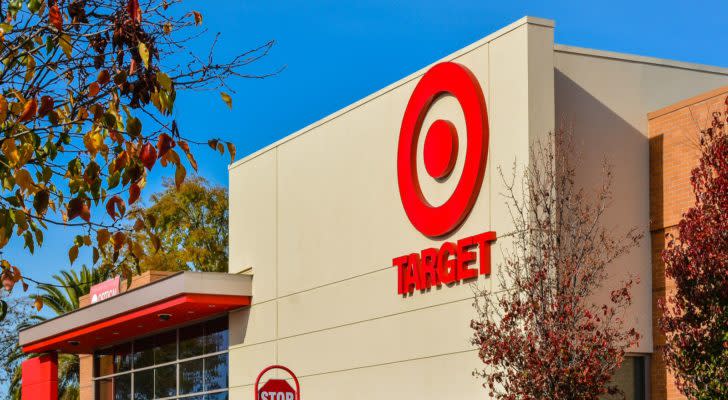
left=22, top=353, right=58, bottom=400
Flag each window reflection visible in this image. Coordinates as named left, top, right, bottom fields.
left=154, top=330, right=177, bottom=365
left=604, top=356, right=647, bottom=400
left=133, top=369, right=153, bottom=400
left=154, top=364, right=177, bottom=398
left=180, top=358, right=204, bottom=395
left=114, top=343, right=132, bottom=373
left=113, top=374, right=131, bottom=400
left=204, top=318, right=229, bottom=354
left=180, top=323, right=205, bottom=359
left=132, top=336, right=154, bottom=370
left=94, top=316, right=229, bottom=400
left=204, top=354, right=228, bottom=391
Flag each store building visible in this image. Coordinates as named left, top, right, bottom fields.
left=18, top=17, right=728, bottom=400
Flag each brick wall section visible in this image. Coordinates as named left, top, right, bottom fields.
left=648, top=85, right=728, bottom=400
left=77, top=270, right=177, bottom=400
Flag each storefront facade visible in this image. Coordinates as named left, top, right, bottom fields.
left=18, top=16, right=728, bottom=400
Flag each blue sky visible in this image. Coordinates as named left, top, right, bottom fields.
left=6, top=0, right=728, bottom=302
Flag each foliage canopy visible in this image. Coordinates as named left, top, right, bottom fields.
left=0, top=0, right=271, bottom=319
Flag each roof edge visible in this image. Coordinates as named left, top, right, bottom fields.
left=555, top=44, right=728, bottom=76
left=648, top=85, right=728, bottom=120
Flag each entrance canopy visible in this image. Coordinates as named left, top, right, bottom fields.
left=19, top=272, right=251, bottom=354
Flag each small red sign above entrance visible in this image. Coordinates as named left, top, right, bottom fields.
left=255, top=365, right=300, bottom=400
left=89, top=276, right=120, bottom=304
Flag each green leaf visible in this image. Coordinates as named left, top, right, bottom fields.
left=24, top=55, right=35, bottom=82
left=107, top=171, right=120, bottom=190
left=23, top=230, right=34, bottom=254
left=138, top=42, right=150, bottom=69
left=220, top=92, right=232, bottom=110
left=59, top=34, right=72, bottom=58
left=126, top=116, right=141, bottom=137
left=156, top=71, right=172, bottom=91
left=103, top=112, right=117, bottom=129
left=28, top=0, right=42, bottom=14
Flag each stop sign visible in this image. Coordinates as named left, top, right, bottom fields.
left=254, top=365, right=300, bottom=400
left=258, top=379, right=295, bottom=400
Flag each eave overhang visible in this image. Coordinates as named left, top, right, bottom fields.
left=19, top=272, right=251, bottom=354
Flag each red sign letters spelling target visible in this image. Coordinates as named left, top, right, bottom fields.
left=394, top=62, right=496, bottom=295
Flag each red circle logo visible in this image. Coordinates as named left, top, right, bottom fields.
left=397, top=62, right=489, bottom=237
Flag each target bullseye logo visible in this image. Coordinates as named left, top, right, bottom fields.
left=397, top=62, right=489, bottom=237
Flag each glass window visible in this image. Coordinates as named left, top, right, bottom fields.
left=133, top=336, right=154, bottom=370
left=115, top=343, right=132, bottom=373
left=204, top=317, right=228, bottom=354
left=154, top=364, right=177, bottom=398
left=113, top=374, right=131, bottom=400
left=94, top=317, right=229, bottom=400
left=133, top=369, right=153, bottom=400
left=605, top=356, right=647, bottom=400
left=154, top=330, right=177, bottom=364
left=180, top=323, right=205, bottom=359
left=180, top=358, right=204, bottom=395
left=204, top=354, right=228, bottom=391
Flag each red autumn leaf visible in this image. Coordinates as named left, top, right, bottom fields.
left=178, top=140, right=198, bottom=171
left=109, top=129, right=124, bottom=144
left=128, top=183, right=140, bottom=205
left=49, top=4, right=63, bottom=30
left=88, top=81, right=100, bottom=97
left=18, top=98, right=37, bottom=122
left=2, top=273, right=14, bottom=291
left=97, top=69, right=110, bottom=86
left=106, top=196, right=124, bottom=220
left=192, top=11, right=203, bottom=25
left=139, top=142, right=156, bottom=170
left=114, top=150, right=129, bottom=172
left=129, top=58, right=138, bottom=75
left=127, top=0, right=141, bottom=23
left=112, top=231, right=126, bottom=252
left=156, top=133, right=175, bottom=159
left=80, top=204, right=91, bottom=222
left=67, top=197, right=90, bottom=222
left=38, top=96, right=54, bottom=117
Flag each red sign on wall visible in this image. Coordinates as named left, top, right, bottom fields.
left=394, top=62, right=496, bottom=295
left=89, top=276, right=120, bottom=304
left=397, top=61, right=489, bottom=237
left=255, top=365, right=300, bottom=400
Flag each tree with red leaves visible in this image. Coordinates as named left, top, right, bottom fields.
left=659, top=99, right=728, bottom=399
left=471, top=129, right=643, bottom=400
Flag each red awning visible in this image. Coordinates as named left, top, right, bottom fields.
left=20, top=272, right=251, bottom=354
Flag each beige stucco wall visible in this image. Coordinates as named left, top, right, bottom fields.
left=555, top=46, right=728, bottom=354
left=228, top=16, right=554, bottom=399
left=227, top=16, right=728, bottom=399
